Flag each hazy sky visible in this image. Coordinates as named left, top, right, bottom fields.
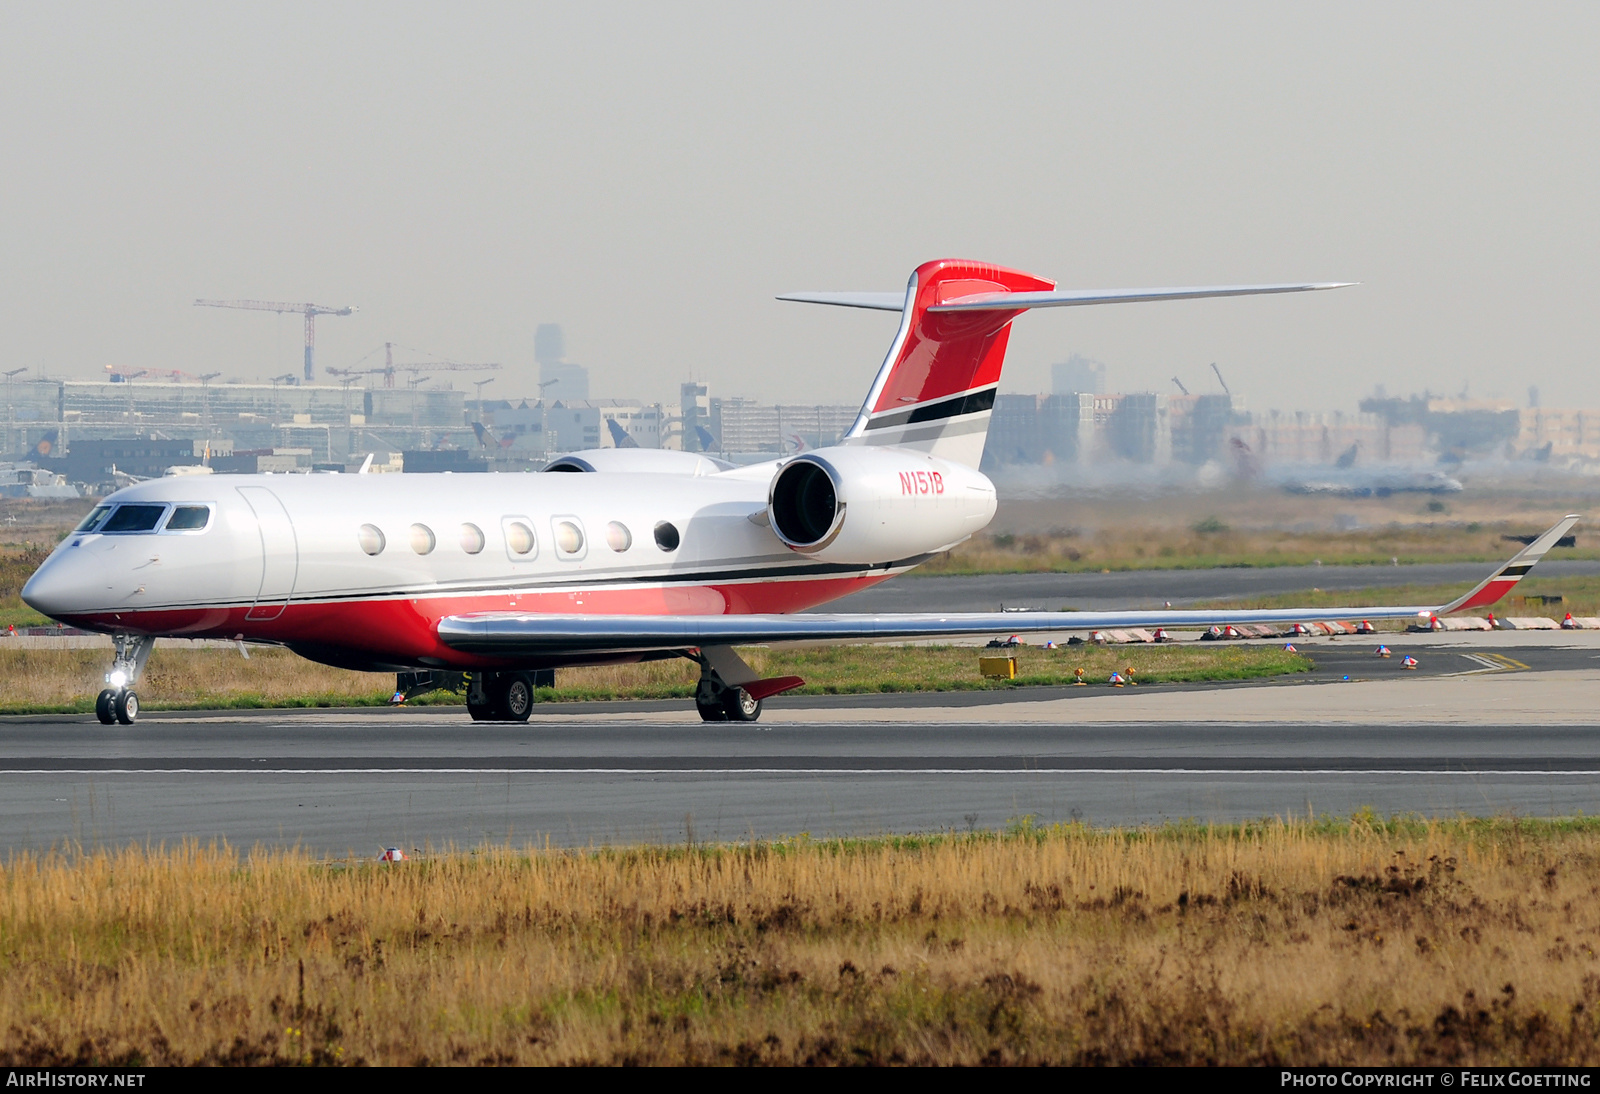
left=3, top=3, right=1597, bottom=413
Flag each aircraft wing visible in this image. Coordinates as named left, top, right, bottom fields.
left=435, top=515, right=1578, bottom=657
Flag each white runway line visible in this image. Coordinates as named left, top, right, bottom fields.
left=4, top=768, right=1599, bottom=776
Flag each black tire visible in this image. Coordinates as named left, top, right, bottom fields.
left=696, top=696, right=728, bottom=722
left=498, top=673, right=534, bottom=722
left=95, top=689, right=117, bottom=725
left=466, top=696, right=495, bottom=721
left=723, top=688, right=762, bottom=722
left=114, top=689, right=139, bottom=725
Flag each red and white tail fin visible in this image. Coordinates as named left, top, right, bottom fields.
left=844, top=260, right=1050, bottom=468
left=780, top=259, right=1352, bottom=469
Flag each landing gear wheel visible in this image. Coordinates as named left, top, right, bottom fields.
left=696, top=696, right=728, bottom=722
left=114, top=690, right=138, bottom=725
left=95, top=689, right=117, bottom=725
left=467, top=696, right=494, bottom=722
left=494, top=673, right=534, bottom=722
left=723, top=688, right=762, bottom=722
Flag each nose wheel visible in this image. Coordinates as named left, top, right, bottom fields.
left=94, top=634, right=153, bottom=726
left=95, top=688, right=140, bottom=725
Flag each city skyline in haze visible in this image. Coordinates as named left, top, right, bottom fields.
left=2, top=3, right=1597, bottom=414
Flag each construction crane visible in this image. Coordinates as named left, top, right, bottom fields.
left=194, top=299, right=357, bottom=382
left=326, top=343, right=499, bottom=388
left=1171, top=376, right=1190, bottom=395
left=1209, top=362, right=1232, bottom=396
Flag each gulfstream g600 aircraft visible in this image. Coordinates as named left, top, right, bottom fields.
left=22, top=260, right=1576, bottom=725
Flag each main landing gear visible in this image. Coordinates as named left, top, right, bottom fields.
left=693, top=649, right=763, bottom=723
left=96, top=634, right=154, bottom=726
left=466, top=670, right=555, bottom=722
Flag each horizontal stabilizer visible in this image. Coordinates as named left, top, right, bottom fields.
left=777, top=283, right=1353, bottom=313
left=775, top=291, right=907, bottom=311
left=929, top=282, right=1355, bottom=312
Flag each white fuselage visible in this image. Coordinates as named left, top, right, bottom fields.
left=22, top=455, right=995, bottom=671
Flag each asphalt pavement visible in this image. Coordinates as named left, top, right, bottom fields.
left=2, top=638, right=1596, bottom=853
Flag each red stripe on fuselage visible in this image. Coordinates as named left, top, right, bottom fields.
left=54, top=572, right=899, bottom=669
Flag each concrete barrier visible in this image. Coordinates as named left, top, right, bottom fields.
left=1498, top=616, right=1561, bottom=630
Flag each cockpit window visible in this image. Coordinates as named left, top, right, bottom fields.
left=163, top=505, right=211, bottom=531
left=75, top=506, right=113, bottom=533
left=100, top=505, right=167, bottom=533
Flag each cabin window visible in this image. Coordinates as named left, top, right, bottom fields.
left=358, top=524, right=386, bottom=555
left=410, top=524, right=436, bottom=555
left=163, top=505, right=211, bottom=532
left=101, top=505, right=167, bottom=533
left=75, top=506, right=113, bottom=533
left=554, top=519, right=585, bottom=558
left=459, top=523, right=485, bottom=554
left=504, top=519, right=536, bottom=557
left=606, top=521, right=632, bottom=552
left=654, top=521, right=680, bottom=552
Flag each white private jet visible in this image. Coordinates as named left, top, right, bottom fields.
left=22, top=259, right=1577, bottom=725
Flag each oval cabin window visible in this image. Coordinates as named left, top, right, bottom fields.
left=459, top=523, right=485, bottom=554
left=410, top=524, right=436, bottom=555
left=606, top=521, right=631, bottom=552
left=505, top=521, right=535, bottom=555
left=653, top=521, right=680, bottom=552
left=555, top=521, right=584, bottom=555
left=358, top=524, right=386, bottom=555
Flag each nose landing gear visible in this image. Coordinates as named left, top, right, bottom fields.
left=96, top=634, right=154, bottom=726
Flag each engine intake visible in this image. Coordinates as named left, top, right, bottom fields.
left=769, top=459, right=841, bottom=547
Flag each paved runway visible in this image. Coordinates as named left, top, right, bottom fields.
left=2, top=639, right=1596, bottom=853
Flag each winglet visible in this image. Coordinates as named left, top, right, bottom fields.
left=1436, top=514, right=1580, bottom=614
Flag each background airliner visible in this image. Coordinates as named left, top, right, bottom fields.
left=21, top=260, right=1575, bottom=725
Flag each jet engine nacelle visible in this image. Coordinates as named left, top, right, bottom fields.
left=766, top=446, right=996, bottom=564
left=545, top=449, right=733, bottom=475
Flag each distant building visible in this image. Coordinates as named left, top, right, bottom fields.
left=493, top=399, right=601, bottom=456
left=1237, top=411, right=1428, bottom=465
left=44, top=437, right=208, bottom=483
left=1359, top=395, right=1519, bottom=458
left=1516, top=407, right=1600, bottom=461
left=1168, top=393, right=1235, bottom=466
left=1104, top=392, right=1168, bottom=463
left=680, top=382, right=712, bottom=452
left=1051, top=353, right=1107, bottom=396
left=535, top=323, right=589, bottom=402
left=710, top=398, right=858, bottom=453
left=595, top=400, right=667, bottom=448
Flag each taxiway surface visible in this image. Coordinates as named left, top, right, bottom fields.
left=2, top=640, right=1596, bottom=853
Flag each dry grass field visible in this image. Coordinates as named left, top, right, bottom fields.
left=1, top=817, right=1597, bottom=1065
left=0, top=642, right=1306, bottom=713
left=926, top=488, right=1597, bottom=573
left=1194, top=574, right=1600, bottom=620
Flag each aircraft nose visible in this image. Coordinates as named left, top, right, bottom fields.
left=22, top=553, right=82, bottom=619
